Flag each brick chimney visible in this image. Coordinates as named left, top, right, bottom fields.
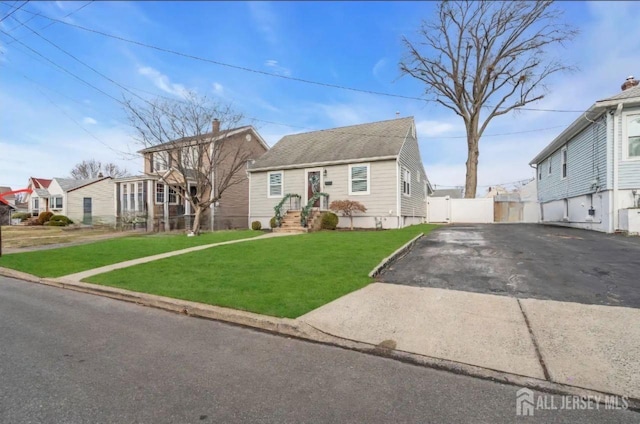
left=212, top=118, right=220, bottom=134
left=621, top=76, right=639, bottom=91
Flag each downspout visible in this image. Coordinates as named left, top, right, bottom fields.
left=396, top=159, right=401, bottom=228
left=612, top=103, right=623, bottom=232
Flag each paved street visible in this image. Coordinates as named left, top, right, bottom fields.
left=381, top=224, right=640, bottom=308
left=1, top=276, right=636, bottom=423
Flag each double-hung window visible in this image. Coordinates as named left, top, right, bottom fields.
left=155, top=183, right=164, bottom=204
left=627, top=114, right=640, bottom=159
left=349, top=164, right=369, bottom=195
left=548, top=157, right=552, bottom=175
left=402, top=168, right=411, bottom=196
left=268, top=171, right=283, bottom=198
left=50, top=196, right=63, bottom=210
left=561, top=148, right=567, bottom=179
left=154, top=151, right=169, bottom=172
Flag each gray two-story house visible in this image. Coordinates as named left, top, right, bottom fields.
left=530, top=76, right=640, bottom=233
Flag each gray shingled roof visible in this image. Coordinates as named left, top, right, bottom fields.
left=598, top=84, right=640, bottom=102
left=55, top=177, right=107, bottom=192
left=34, top=188, right=50, bottom=197
left=431, top=188, right=464, bottom=198
left=250, top=117, right=414, bottom=171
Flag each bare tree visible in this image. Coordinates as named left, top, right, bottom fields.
left=70, top=159, right=129, bottom=179
left=400, top=0, right=577, bottom=197
left=123, top=92, right=249, bottom=235
left=329, top=200, right=367, bottom=230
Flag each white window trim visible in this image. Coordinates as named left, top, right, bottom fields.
left=50, top=195, right=63, bottom=210
left=155, top=182, right=165, bottom=205
left=622, top=111, right=640, bottom=161
left=267, top=171, right=284, bottom=198
left=402, top=167, right=411, bottom=197
left=154, top=151, right=169, bottom=172
left=348, top=163, right=370, bottom=195
left=168, top=187, right=179, bottom=205
left=561, top=147, right=567, bottom=180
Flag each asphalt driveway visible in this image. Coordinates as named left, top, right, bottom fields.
left=380, top=224, right=640, bottom=308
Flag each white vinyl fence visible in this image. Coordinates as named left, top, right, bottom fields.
left=426, top=197, right=494, bottom=224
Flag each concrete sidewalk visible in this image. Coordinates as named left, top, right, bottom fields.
left=299, top=282, right=640, bottom=399
left=56, top=231, right=296, bottom=282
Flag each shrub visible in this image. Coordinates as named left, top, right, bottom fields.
left=38, top=211, right=54, bottom=225
left=26, top=217, right=42, bottom=226
left=251, top=220, right=262, bottom=231
left=269, top=217, right=277, bottom=229
left=11, top=212, right=30, bottom=222
left=50, top=215, right=73, bottom=226
left=46, top=220, right=67, bottom=226
left=320, top=212, right=339, bottom=230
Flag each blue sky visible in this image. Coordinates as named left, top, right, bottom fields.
left=0, top=1, right=638, bottom=194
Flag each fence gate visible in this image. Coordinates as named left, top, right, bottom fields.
left=494, top=201, right=524, bottom=223
left=427, top=197, right=450, bottom=223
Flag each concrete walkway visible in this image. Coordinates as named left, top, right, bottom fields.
left=299, top=282, right=640, bottom=399
left=56, top=231, right=296, bottom=283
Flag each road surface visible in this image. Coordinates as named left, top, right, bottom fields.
left=0, top=276, right=636, bottom=423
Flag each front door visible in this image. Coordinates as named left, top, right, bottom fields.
left=307, top=171, right=321, bottom=207
left=83, top=197, right=92, bottom=225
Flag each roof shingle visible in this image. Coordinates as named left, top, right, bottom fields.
left=250, top=117, right=414, bottom=170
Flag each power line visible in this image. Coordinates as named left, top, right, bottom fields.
left=0, top=28, right=124, bottom=104
left=0, top=0, right=27, bottom=23
left=3, top=1, right=93, bottom=43
left=3, top=3, right=592, bottom=114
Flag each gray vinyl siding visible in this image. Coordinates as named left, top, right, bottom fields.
left=537, top=118, right=607, bottom=202
left=618, top=109, right=640, bottom=189
left=398, top=133, right=427, bottom=217
left=249, top=160, right=398, bottom=218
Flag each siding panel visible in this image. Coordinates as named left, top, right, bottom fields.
left=537, top=117, right=607, bottom=202
left=398, top=133, right=427, bottom=218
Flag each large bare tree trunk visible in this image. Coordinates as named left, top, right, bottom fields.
left=465, top=136, right=479, bottom=198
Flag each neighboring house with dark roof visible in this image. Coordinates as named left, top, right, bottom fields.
left=430, top=188, right=464, bottom=199
left=25, top=176, right=114, bottom=224
left=115, top=121, right=268, bottom=231
left=248, top=117, right=432, bottom=229
left=530, top=76, right=640, bottom=233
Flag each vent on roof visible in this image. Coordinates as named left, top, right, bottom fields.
left=621, top=76, right=639, bottom=91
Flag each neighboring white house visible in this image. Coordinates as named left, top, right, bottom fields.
left=248, top=117, right=432, bottom=229
left=25, top=176, right=114, bottom=224
left=530, top=76, right=640, bottom=233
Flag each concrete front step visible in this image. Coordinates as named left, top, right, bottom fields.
left=273, top=227, right=308, bottom=233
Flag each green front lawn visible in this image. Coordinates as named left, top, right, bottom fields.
left=86, top=224, right=438, bottom=318
left=0, top=230, right=260, bottom=278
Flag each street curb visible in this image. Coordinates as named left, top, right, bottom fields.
left=368, top=233, right=423, bottom=278
left=1, top=266, right=638, bottom=410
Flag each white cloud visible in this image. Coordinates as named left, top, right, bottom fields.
left=264, top=60, right=291, bottom=77
left=137, top=66, right=189, bottom=98
left=372, top=58, right=387, bottom=79
left=212, top=82, right=224, bottom=95
left=82, top=117, right=97, bottom=125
